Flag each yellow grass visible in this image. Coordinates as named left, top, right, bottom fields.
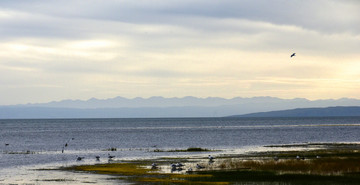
left=71, top=163, right=151, bottom=176
left=217, top=157, right=360, bottom=175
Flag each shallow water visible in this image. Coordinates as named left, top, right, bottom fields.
left=1, top=117, right=360, bottom=184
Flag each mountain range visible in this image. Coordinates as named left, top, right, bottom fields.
left=1, top=96, right=360, bottom=118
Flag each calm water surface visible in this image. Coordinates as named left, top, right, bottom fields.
left=1, top=117, right=360, bottom=184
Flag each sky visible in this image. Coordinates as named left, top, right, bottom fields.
left=1, top=0, right=360, bottom=105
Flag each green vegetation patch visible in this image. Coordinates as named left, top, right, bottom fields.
left=64, top=162, right=152, bottom=176
left=36, top=178, right=75, bottom=182
left=102, top=147, right=117, bottom=151
left=3, top=150, right=37, bottom=154
left=154, top=147, right=213, bottom=152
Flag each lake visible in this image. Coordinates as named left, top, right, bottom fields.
left=1, top=117, right=360, bottom=184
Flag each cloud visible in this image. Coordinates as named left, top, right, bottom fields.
left=2, top=0, right=360, bottom=35
left=0, top=0, right=359, bottom=104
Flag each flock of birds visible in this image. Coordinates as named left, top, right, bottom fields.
left=75, top=154, right=215, bottom=174
left=76, top=153, right=115, bottom=161
left=62, top=138, right=216, bottom=172
left=273, top=155, right=320, bottom=161
left=6, top=51, right=298, bottom=167
left=150, top=155, right=215, bottom=173
left=5, top=52, right=298, bottom=166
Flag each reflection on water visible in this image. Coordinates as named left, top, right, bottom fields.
left=0, top=164, right=128, bottom=185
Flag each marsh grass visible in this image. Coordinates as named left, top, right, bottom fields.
left=217, top=150, right=360, bottom=176
left=102, top=147, right=117, bottom=151
left=154, top=147, right=213, bottom=152
left=239, top=158, right=360, bottom=175
left=64, top=162, right=224, bottom=184
left=36, top=178, right=75, bottom=182
left=3, top=150, right=37, bottom=154
left=62, top=146, right=360, bottom=184
left=65, top=162, right=152, bottom=176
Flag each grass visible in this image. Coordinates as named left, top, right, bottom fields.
left=3, top=150, right=37, bottom=154
left=154, top=147, right=213, bottom=152
left=36, top=178, right=75, bottom=182
left=61, top=144, right=360, bottom=185
left=65, top=162, right=151, bottom=176
left=226, top=157, right=360, bottom=175
left=102, top=147, right=117, bottom=151
left=63, top=162, right=223, bottom=184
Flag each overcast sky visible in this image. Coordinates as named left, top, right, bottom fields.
left=1, top=0, right=359, bottom=105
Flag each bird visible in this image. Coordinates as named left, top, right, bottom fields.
left=290, top=53, right=296, bottom=57
left=76, top=156, right=84, bottom=161
left=170, top=163, right=177, bottom=172
left=208, top=155, right=214, bottom=161
left=95, top=156, right=100, bottom=161
left=62, top=138, right=74, bottom=153
left=151, top=163, right=158, bottom=169
left=196, top=164, right=205, bottom=169
left=176, top=163, right=184, bottom=167
left=274, top=156, right=279, bottom=161
left=108, top=153, right=115, bottom=159
left=5, top=143, right=9, bottom=146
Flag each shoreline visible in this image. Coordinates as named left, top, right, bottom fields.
left=59, top=142, right=360, bottom=185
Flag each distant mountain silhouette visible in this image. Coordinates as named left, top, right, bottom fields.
left=232, top=106, right=360, bottom=117
left=1, top=96, right=360, bottom=118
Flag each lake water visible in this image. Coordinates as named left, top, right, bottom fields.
left=1, top=117, right=360, bottom=184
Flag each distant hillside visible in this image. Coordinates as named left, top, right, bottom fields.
left=233, top=106, right=360, bottom=117
left=15, top=96, right=360, bottom=109
left=1, top=96, right=360, bottom=118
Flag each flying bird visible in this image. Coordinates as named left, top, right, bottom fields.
left=290, top=53, right=296, bottom=57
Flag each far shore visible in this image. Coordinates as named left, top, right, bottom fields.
left=58, top=142, right=360, bottom=185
